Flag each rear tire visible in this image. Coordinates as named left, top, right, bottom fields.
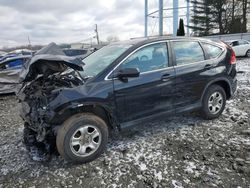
left=56, top=113, right=108, bottom=163
left=201, top=85, right=226, bottom=120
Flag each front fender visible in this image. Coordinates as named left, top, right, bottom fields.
left=46, top=91, right=116, bottom=126
left=45, top=100, right=116, bottom=126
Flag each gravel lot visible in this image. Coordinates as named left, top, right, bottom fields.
left=0, top=58, right=250, bottom=188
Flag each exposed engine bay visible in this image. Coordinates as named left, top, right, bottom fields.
left=18, top=43, right=84, bottom=161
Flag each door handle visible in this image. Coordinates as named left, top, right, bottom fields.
left=162, top=74, right=171, bottom=82
left=204, top=64, right=213, bottom=69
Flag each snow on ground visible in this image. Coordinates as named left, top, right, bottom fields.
left=0, top=58, right=249, bottom=187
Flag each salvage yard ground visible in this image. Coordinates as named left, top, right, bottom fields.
left=0, top=58, right=250, bottom=188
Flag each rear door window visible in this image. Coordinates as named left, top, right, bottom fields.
left=202, top=43, right=223, bottom=59
left=172, top=41, right=205, bottom=65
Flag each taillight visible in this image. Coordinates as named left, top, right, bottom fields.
left=230, top=49, right=236, bottom=64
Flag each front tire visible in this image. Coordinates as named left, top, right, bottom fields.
left=56, top=113, right=108, bottom=163
left=201, top=85, right=226, bottom=120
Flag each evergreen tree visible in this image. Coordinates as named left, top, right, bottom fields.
left=177, top=19, right=185, bottom=36
left=188, top=0, right=214, bottom=36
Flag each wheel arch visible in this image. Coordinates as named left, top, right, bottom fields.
left=53, top=102, right=118, bottom=130
left=245, top=49, right=250, bottom=57
left=201, top=78, right=232, bottom=101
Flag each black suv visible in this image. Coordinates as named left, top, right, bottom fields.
left=19, top=38, right=237, bottom=163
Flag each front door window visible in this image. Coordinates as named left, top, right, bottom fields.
left=119, top=43, right=169, bottom=73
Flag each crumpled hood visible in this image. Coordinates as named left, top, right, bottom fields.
left=19, top=42, right=84, bottom=82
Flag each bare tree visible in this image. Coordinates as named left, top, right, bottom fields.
left=242, top=0, right=249, bottom=32
left=189, top=0, right=250, bottom=35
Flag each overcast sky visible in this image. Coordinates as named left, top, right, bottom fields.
left=0, top=0, right=187, bottom=48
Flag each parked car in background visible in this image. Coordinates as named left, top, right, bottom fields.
left=9, top=49, right=34, bottom=56
left=63, top=49, right=90, bottom=60
left=0, top=49, right=34, bottom=62
left=0, top=53, right=16, bottom=62
left=19, top=37, right=237, bottom=163
left=225, top=39, right=250, bottom=57
left=0, top=51, right=6, bottom=59
left=0, top=55, right=31, bottom=94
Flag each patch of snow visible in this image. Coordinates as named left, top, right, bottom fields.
left=184, top=161, right=196, bottom=174
left=172, top=180, right=184, bottom=188
left=139, top=163, right=147, bottom=171
left=1, top=168, right=9, bottom=176
left=155, top=171, right=163, bottom=181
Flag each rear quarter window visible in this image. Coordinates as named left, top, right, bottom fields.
left=202, top=43, right=223, bottom=59
left=172, top=41, right=205, bottom=65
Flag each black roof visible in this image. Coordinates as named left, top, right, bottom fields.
left=112, top=36, right=217, bottom=47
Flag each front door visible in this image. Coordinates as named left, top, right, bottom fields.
left=112, top=42, right=176, bottom=123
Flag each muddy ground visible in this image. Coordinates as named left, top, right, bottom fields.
left=0, top=58, right=249, bottom=188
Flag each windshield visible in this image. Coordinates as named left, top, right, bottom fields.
left=81, top=44, right=132, bottom=78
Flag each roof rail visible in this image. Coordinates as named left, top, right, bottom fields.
left=130, top=34, right=172, bottom=40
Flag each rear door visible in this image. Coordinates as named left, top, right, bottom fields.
left=111, top=42, right=176, bottom=123
left=171, top=40, right=208, bottom=112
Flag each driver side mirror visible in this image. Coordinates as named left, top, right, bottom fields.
left=113, top=68, right=140, bottom=81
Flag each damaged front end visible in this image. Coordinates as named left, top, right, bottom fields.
left=18, top=43, right=84, bottom=161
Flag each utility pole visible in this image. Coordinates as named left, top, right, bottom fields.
left=173, top=0, right=179, bottom=36
left=159, top=0, right=163, bottom=36
left=145, top=0, right=188, bottom=37
left=186, top=0, right=190, bottom=36
left=145, top=0, right=148, bottom=37
left=95, top=24, right=100, bottom=45
left=27, top=35, right=31, bottom=49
